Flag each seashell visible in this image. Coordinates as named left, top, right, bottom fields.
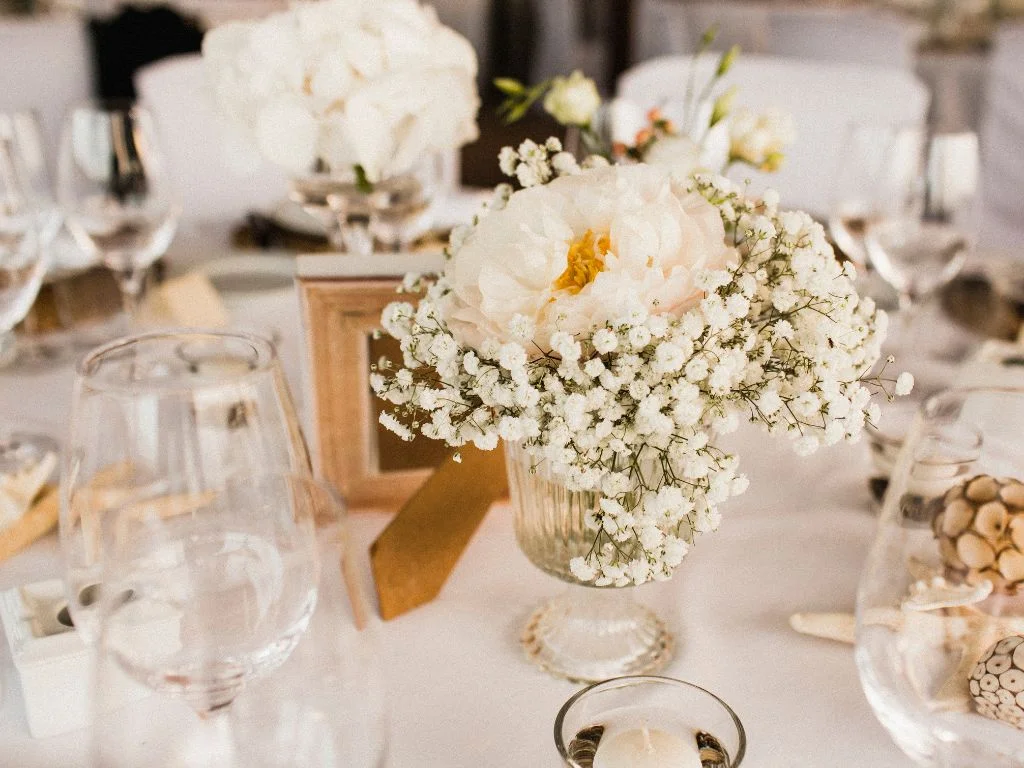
left=972, top=635, right=1024, bottom=730
left=968, top=476, right=1001, bottom=503
left=1002, top=482, right=1024, bottom=509
left=976, top=502, right=1010, bottom=541
left=1011, top=516, right=1024, bottom=552
left=1000, top=550, right=1024, bottom=584
left=904, top=577, right=992, bottom=612
left=940, top=499, right=976, bottom=538
left=958, top=533, right=996, bottom=569
left=935, top=475, right=1024, bottom=595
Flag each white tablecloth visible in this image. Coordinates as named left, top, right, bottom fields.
left=0, top=237, right=914, bottom=766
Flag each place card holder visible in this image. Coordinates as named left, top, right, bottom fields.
left=297, top=253, right=449, bottom=510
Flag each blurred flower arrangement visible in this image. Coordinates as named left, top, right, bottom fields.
left=202, top=0, right=479, bottom=184
left=496, top=28, right=794, bottom=179
left=372, top=139, right=910, bottom=584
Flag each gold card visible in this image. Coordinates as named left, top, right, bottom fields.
left=370, top=445, right=508, bottom=620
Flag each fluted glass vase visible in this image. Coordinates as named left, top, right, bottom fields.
left=505, top=441, right=673, bottom=683
left=289, top=153, right=442, bottom=257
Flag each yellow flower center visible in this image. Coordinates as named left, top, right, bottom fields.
left=553, top=230, right=611, bottom=295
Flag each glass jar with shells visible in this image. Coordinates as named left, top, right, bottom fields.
left=856, top=388, right=1024, bottom=767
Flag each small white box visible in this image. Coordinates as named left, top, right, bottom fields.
left=0, top=580, right=163, bottom=738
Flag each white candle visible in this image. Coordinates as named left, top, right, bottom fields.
left=592, top=723, right=702, bottom=768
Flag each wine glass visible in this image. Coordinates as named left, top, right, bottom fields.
left=60, top=330, right=310, bottom=643
left=828, top=121, right=911, bottom=270
left=57, top=104, right=179, bottom=324
left=857, top=388, right=1024, bottom=766
left=89, top=473, right=322, bottom=767
left=864, top=130, right=978, bottom=353
left=0, top=115, right=56, bottom=476
left=229, top=484, right=388, bottom=768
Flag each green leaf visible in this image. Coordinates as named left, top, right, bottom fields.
left=716, top=44, right=740, bottom=77
left=493, top=77, right=525, bottom=95
left=354, top=164, right=374, bottom=194
left=710, top=85, right=738, bottom=126
left=700, top=24, right=718, bottom=49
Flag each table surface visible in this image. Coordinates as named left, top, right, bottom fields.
left=0, top=226, right=915, bottom=767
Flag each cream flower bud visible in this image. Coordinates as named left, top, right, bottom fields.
left=543, top=70, right=601, bottom=126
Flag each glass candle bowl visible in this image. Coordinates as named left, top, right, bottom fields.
left=554, top=676, right=746, bottom=767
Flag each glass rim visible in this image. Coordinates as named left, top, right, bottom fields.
left=64, top=100, right=154, bottom=119
left=553, top=675, right=746, bottom=766
left=921, top=385, right=1024, bottom=420
left=76, top=328, right=280, bottom=395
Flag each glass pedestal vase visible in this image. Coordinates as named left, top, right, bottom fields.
left=288, top=153, right=442, bottom=257
left=506, top=442, right=674, bottom=683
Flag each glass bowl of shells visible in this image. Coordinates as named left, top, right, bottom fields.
left=856, top=388, right=1024, bottom=766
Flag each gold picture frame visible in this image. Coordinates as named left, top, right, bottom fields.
left=298, top=255, right=449, bottom=510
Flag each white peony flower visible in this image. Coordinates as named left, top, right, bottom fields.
left=441, top=164, right=733, bottom=351
left=203, top=0, right=480, bottom=181
left=543, top=70, right=601, bottom=126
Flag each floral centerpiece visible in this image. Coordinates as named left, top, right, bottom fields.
left=496, top=30, right=795, bottom=179
left=203, top=0, right=480, bottom=253
left=371, top=136, right=909, bottom=678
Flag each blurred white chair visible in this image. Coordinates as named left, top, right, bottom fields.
left=978, top=25, right=1024, bottom=250
left=0, top=16, right=92, bottom=157
left=618, top=54, right=930, bottom=213
left=686, top=2, right=770, bottom=54
left=766, top=7, right=924, bottom=70
left=134, top=53, right=287, bottom=226
left=634, top=0, right=692, bottom=62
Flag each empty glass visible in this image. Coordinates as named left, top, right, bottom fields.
left=57, top=104, right=179, bottom=323
left=89, top=475, right=387, bottom=768
left=857, top=388, right=1024, bottom=766
left=60, top=330, right=310, bottom=643
left=865, top=130, right=978, bottom=353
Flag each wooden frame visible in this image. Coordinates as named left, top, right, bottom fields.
left=300, top=274, right=449, bottom=510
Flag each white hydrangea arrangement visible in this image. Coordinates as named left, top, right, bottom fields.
left=202, top=0, right=479, bottom=183
left=372, top=145, right=909, bottom=588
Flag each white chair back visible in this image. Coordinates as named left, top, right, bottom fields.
left=134, top=53, right=287, bottom=225
left=766, top=7, right=923, bottom=70
left=618, top=54, right=930, bottom=214
left=0, top=16, right=92, bottom=156
left=979, top=24, right=1024, bottom=250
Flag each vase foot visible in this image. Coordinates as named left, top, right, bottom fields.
left=520, top=589, right=674, bottom=683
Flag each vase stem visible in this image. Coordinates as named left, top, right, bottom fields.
left=522, top=583, right=673, bottom=683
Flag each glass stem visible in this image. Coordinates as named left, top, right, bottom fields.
left=114, top=265, right=147, bottom=321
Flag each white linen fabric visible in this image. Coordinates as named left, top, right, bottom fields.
left=766, top=7, right=924, bottom=70
left=979, top=25, right=1024, bottom=251
left=0, top=16, right=92, bottom=159
left=0, top=346, right=912, bottom=767
left=617, top=53, right=930, bottom=214
left=134, top=53, right=288, bottom=225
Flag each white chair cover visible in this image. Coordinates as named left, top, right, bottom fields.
left=0, top=16, right=92, bottom=155
left=979, top=24, right=1024, bottom=250
left=766, top=7, right=923, bottom=70
left=134, top=53, right=287, bottom=225
left=618, top=54, right=930, bottom=214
